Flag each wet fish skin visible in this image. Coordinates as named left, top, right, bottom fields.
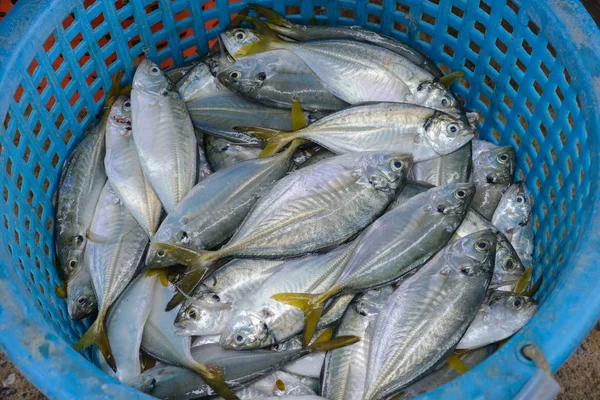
left=457, top=290, right=537, bottom=350
left=218, top=49, right=348, bottom=112
left=321, top=287, right=393, bottom=400
left=242, top=370, right=317, bottom=397
left=175, top=258, right=285, bottom=336
left=67, top=262, right=97, bottom=320
left=205, top=135, right=263, bottom=172
left=175, top=57, right=223, bottom=103
left=55, top=122, right=107, bottom=281
left=364, top=230, right=495, bottom=400
left=166, top=62, right=199, bottom=85
left=409, top=141, right=471, bottom=186
left=105, top=95, right=162, bottom=236
left=131, top=59, right=197, bottom=213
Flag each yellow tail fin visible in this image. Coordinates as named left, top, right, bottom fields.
left=55, top=283, right=67, bottom=299
left=226, top=9, right=249, bottom=29
left=150, top=242, right=220, bottom=269
left=235, top=126, right=297, bottom=157
left=73, top=318, right=116, bottom=371
left=103, top=71, right=125, bottom=115
left=514, top=266, right=533, bottom=294
left=145, top=268, right=169, bottom=287
left=446, top=353, right=468, bottom=374
left=248, top=5, right=294, bottom=29
left=291, top=96, right=307, bottom=130
left=311, top=327, right=334, bottom=345
left=439, top=70, right=464, bottom=88
left=190, top=363, right=238, bottom=400
left=307, top=335, right=360, bottom=352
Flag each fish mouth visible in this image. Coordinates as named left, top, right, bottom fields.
left=113, top=115, right=131, bottom=124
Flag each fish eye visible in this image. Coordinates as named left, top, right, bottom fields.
left=77, top=296, right=86, bottom=305
left=181, top=231, right=188, bottom=239
left=454, top=189, right=466, bottom=199
left=504, top=258, right=515, bottom=270
left=149, top=66, right=161, bottom=76
left=229, top=70, right=241, bottom=80
left=513, top=298, right=523, bottom=308
left=235, top=333, right=246, bottom=344
left=447, top=123, right=459, bottom=134
left=234, top=30, right=246, bottom=41
left=160, top=88, right=169, bottom=96
left=475, top=240, right=489, bottom=252
left=272, top=344, right=280, bottom=350
left=125, top=125, right=132, bottom=131
left=211, top=294, right=220, bottom=301
left=441, top=98, right=449, bottom=107
left=391, top=159, right=403, bottom=170
left=460, top=266, right=473, bottom=275
left=157, top=249, right=165, bottom=257
left=516, top=196, right=525, bottom=203
left=123, top=100, right=131, bottom=110
left=417, top=83, right=425, bottom=91
left=497, top=153, right=509, bottom=163
left=187, top=308, right=198, bottom=320
left=256, top=72, right=266, bottom=81
left=68, top=259, right=78, bottom=269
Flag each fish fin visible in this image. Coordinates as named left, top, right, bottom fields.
left=307, top=16, right=319, bottom=26
left=226, top=9, right=249, bottom=29
left=291, top=96, right=307, bottom=130
left=86, top=230, right=116, bottom=244
left=166, top=266, right=216, bottom=311
left=120, top=85, right=132, bottom=96
left=514, top=265, right=533, bottom=294
left=55, top=283, right=67, bottom=299
left=150, top=242, right=220, bottom=269
left=524, top=274, right=542, bottom=297
left=271, top=292, right=329, bottom=346
left=307, top=335, right=360, bottom=352
left=249, top=5, right=294, bottom=29
left=103, top=71, right=124, bottom=115
left=311, top=327, right=334, bottom=344
left=145, top=268, right=169, bottom=287
left=234, top=126, right=284, bottom=140
left=439, top=70, right=464, bottom=88
left=275, top=378, right=286, bottom=391
left=234, top=126, right=296, bottom=157
left=446, top=353, right=468, bottom=374
left=236, top=16, right=285, bottom=57
left=190, top=363, right=238, bottom=400
left=73, top=318, right=116, bottom=371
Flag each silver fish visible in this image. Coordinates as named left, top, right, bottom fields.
left=107, top=274, right=157, bottom=383
left=218, top=49, right=347, bottom=112
left=105, top=95, right=162, bottom=236
left=409, top=141, right=472, bottom=186
left=73, top=182, right=148, bottom=370
left=175, top=258, right=285, bottom=336
left=131, top=59, right=197, bottom=213
left=66, top=262, right=97, bottom=320
left=220, top=244, right=356, bottom=350
left=166, top=62, right=200, bottom=85
left=297, top=147, right=336, bottom=170
left=205, top=135, right=263, bottom=172
left=176, top=57, right=224, bottom=103
left=271, top=328, right=332, bottom=379
left=192, top=335, right=221, bottom=348
left=457, top=290, right=537, bottom=350
left=492, top=182, right=534, bottom=267
left=221, top=25, right=460, bottom=115
left=364, top=230, right=495, bottom=400
left=321, top=287, right=394, bottom=400
left=55, top=120, right=107, bottom=280
left=244, top=103, right=473, bottom=161
left=241, top=370, right=317, bottom=397
left=194, top=129, right=212, bottom=182
left=272, top=183, right=474, bottom=346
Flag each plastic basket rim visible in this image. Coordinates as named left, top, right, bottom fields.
left=1, top=0, right=600, bottom=399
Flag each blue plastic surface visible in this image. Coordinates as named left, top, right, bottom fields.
left=0, top=0, right=599, bottom=398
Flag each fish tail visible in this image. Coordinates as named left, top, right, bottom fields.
left=235, top=127, right=297, bottom=157
left=446, top=353, right=468, bottom=374
left=439, top=70, right=464, bottom=88
left=73, top=317, right=116, bottom=371
left=189, top=362, right=238, bottom=400
left=55, top=283, right=67, bottom=299
left=149, top=242, right=221, bottom=269
left=271, top=291, right=334, bottom=346
left=307, top=334, right=360, bottom=352
left=514, top=265, right=533, bottom=294
left=144, top=268, right=169, bottom=287
left=236, top=16, right=286, bottom=57
left=103, top=71, right=125, bottom=115
left=291, top=96, right=307, bottom=130
left=166, top=265, right=218, bottom=311
left=249, top=5, right=295, bottom=29
left=226, top=9, right=249, bottom=29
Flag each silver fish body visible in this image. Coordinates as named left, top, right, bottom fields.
left=166, top=62, right=199, bottom=85
left=220, top=244, right=355, bottom=350
left=364, top=230, right=495, bottom=400
left=272, top=329, right=329, bottom=379
left=457, top=290, right=537, bottom=350
left=176, top=58, right=222, bottom=102
left=218, top=49, right=347, bottom=112
left=321, top=287, right=393, bottom=400
left=242, top=370, right=317, bottom=397
left=409, top=141, right=471, bottom=186
left=66, top=262, right=97, bottom=320
left=105, top=95, right=162, bottom=236
left=175, top=258, right=285, bottom=336
left=194, top=128, right=212, bottom=183
left=297, top=148, right=336, bottom=170
left=205, top=135, right=263, bottom=172
left=55, top=121, right=107, bottom=280
left=214, top=152, right=411, bottom=260
left=132, top=59, right=197, bottom=213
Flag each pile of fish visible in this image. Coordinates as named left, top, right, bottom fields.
left=54, top=6, right=539, bottom=400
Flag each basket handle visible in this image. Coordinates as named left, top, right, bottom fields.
left=513, top=345, right=560, bottom=400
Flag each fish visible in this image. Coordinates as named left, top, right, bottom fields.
left=220, top=244, right=356, bottom=350
left=273, top=182, right=474, bottom=345
left=249, top=5, right=443, bottom=78
left=241, top=370, right=317, bottom=397
left=390, top=182, right=526, bottom=290
left=409, top=141, right=472, bottom=186
left=194, top=129, right=212, bottom=183
left=73, top=182, right=149, bottom=370
left=221, top=19, right=462, bottom=116
left=457, top=290, right=537, bottom=350
left=395, top=345, right=496, bottom=399
left=136, top=332, right=358, bottom=399
left=470, top=141, right=516, bottom=220
left=321, top=286, right=394, bottom=400
left=242, top=102, right=473, bottom=159
left=217, top=49, right=348, bottom=112
left=363, top=230, right=495, bottom=400
left=205, top=135, right=263, bottom=172
left=105, top=95, right=162, bottom=236
left=66, top=262, right=97, bottom=320
left=106, top=274, right=157, bottom=384
left=175, top=258, right=285, bottom=336
left=141, top=280, right=237, bottom=399
left=131, top=59, right=197, bottom=213
left=166, top=61, right=200, bottom=85
left=492, top=182, right=534, bottom=267
left=297, top=147, right=336, bottom=170
left=151, top=152, right=412, bottom=286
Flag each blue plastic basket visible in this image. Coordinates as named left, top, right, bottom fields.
left=0, top=0, right=599, bottom=398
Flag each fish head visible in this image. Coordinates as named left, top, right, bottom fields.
left=354, top=286, right=394, bottom=317
left=360, top=152, right=413, bottom=193
left=220, top=310, right=272, bottom=350
left=491, top=233, right=526, bottom=289
left=428, top=182, right=475, bottom=217
left=472, top=146, right=516, bottom=185
left=175, top=285, right=229, bottom=336
left=146, top=223, right=191, bottom=268
left=217, top=59, right=266, bottom=96
left=175, top=62, right=214, bottom=101
left=220, top=28, right=260, bottom=59
left=485, top=291, right=537, bottom=331
left=412, top=81, right=462, bottom=115
left=108, top=95, right=132, bottom=125
left=133, top=59, right=171, bottom=96
left=423, top=112, right=474, bottom=156
left=495, top=182, right=532, bottom=229
left=67, top=284, right=97, bottom=320
left=56, top=232, right=87, bottom=281
left=446, top=229, right=496, bottom=277
left=271, top=336, right=302, bottom=352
